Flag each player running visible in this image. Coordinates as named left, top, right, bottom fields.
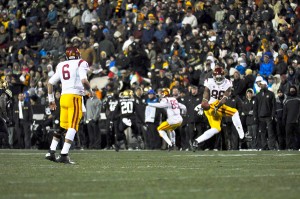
left=148, top=88, right=186, bottom=149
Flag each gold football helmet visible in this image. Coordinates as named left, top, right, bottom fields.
left=119, top=90, right=134, bottom=98
left=161, top=88, right=170, bottom=98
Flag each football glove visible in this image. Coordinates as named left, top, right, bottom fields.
left=194, top=104, right=203, bottom=116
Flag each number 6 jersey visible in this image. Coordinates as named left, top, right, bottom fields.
left=204, top=78, right=232, bottom=104
left=49, top=59, right=89, bottom=96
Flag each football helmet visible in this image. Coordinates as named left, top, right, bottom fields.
left=213, top=67, right=225, bottom=85
left=161, top=88, right=170, bottom=98
left=143, top=86, right=152, bottom=94
left=0, top=78, right=8, bottom=89
left=119, top=90, right=134, bottom=98
left=65, top=47, right=81, bottom=60
left=106, top=92, right=114, bottom=98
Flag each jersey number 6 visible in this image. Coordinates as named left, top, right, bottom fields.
left=62, top=64, right=70, bottom=80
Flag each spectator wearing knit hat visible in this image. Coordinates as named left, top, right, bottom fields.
left=259, top=52, right=275, bottom=79
left=98, top=29, right=115, bottom=57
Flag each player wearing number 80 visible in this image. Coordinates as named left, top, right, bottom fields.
left=147, top=88, right=187, bottom=149
left=192, top=67, right=244, bottom=151
left=45, top=47, right=92, bottom=164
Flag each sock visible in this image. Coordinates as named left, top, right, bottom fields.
left=61, top=128, right=76, bottom=155
left=159, top=130, right=172, bottom=146
left=169, top=130, right=176, bottom=145
left=61, top=142, right=71, bottom=155
left=50, top=139, right=59, bottom=151
left=232, top=112, right=245, bottom=139
left=195, top=128, right=219, bottom=143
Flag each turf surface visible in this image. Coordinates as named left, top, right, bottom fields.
left=0, top=150, right=300, bottom=199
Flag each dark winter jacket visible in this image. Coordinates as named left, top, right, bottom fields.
left=255, top=87, right=276, bottom=118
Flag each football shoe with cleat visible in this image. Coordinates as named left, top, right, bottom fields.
left=45, top=150, right=57, bottom=162
left=56, top=154, right=75, bottom=164
left=191, top=140, right=199, bottom=152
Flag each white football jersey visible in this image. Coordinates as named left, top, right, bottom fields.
left=204, top=78, right=232, bottom=104
left=49, top=59, right=89, bottom=96
left=148, top=97, right=186, bottom=125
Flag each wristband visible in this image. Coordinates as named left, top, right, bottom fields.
left=48, top=93, right=55, bottom=102
left=202, top=98, right=209, bottom=102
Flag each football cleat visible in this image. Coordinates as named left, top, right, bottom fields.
left=56, top=155, right=75, bottom=164
left=114, top=142, right=120, bottom=152
left=168, top=145, right=174, bottom=152
left=191, top=140, right=199, bottom=152
left=45, top=151, right=57, bottom=162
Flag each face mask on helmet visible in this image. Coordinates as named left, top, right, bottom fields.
left=213, top=68, right=225, bottom=85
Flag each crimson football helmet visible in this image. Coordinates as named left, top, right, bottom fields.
left=65, top=47, right=81, bottom=60
left=161, top=88, right=170, bottom=98
left=213, top=67, right=225, bottom=85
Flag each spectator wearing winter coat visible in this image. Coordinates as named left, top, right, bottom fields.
left=99, top=32, right=115, bottom=57
left=273, top=55, right=288, bottom=75
left=222, top=90, right=243, bottom=150
left=181, top=7, right=198, bottom=28
left=275, top=89, right=287, bottom=150
left=144, top=90, right=163, bottom=149
left=283, top=86, right=300, bottom=150
left=182, top=85, right=204, bottom=150
left=142, top=23, right=155, bottom=45
left=153, top=23, right=167, bottom=43
left=242, top=88, right=258, bottom=149
left=254, top=80, right=276, bottom=150
left=259, top=53, right=275, bottom=79
left=279, top=74, right=292, bottom=95
left=287, top=66, right=297, bottom=85
left=244, top=69, right=256, bottom=90
left=232, top=70, right=246, bottom=99
left=271, top=74, right=281, bottom=97
left=235, top=57, right=247, bottom=75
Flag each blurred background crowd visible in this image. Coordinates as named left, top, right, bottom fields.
left=0, top=0, right=300, bottom=151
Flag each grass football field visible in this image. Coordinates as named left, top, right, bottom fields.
left=0, top=150, right=300, bottom=199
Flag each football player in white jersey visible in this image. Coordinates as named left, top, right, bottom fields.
left=147, top=88, right=187, bottom=149
left=192, top=67, right=244, bottom=151
left=45, top=47, right=92, bottom=164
